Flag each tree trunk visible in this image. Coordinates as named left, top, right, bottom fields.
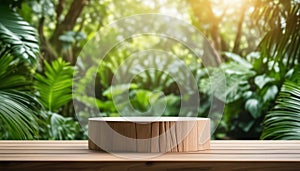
left=50, top=0, right=87, bottom=63
left=186, top=0, right=223, bottom=65
left=232, top=5, right=247, bottom=54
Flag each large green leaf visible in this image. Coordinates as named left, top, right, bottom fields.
left=0, top=56, right=42, bottom=139
left=0, top=90, right=41, bottom=139
left=0, top=5, right=39, bottom=64
left=261, top=74, right=300, bottom=139
left=35, top=58, right=74, bottom=112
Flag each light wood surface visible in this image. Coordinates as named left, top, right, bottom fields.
left=1, top=141, right=300, bottom=171
left=88, top=117, right=210, bottom=152
left=0, top=140, right=300, bottom=162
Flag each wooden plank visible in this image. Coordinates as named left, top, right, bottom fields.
left=1, top=141, right=300, bottom=150
left=1, top=140, right=300, bottom=147
left=212, top=140, right=300, bottom=144
left=0, top=140, right=299, bottom=145
left=1, top=149, right=300, bottom=154
left=0, top=141, right=300, bottom=162
left=1, top=161, right=300, bottom=171
left=1, top=141, right=300, bottom=171
left=1, top=153, right=300, bottom=162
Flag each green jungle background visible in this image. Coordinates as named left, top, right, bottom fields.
left=0, top=0, right=299, bottom=140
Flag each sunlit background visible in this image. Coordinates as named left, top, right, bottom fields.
left=0, top=0, right=299, bottom=140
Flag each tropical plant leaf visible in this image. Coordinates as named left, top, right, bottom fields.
left=0, top=56, right=42, bottom=139
left=245, top=98, right=262, bottom=119
left=224, top=52, right=252, bottom=68
left=0, top=90, right=41, bottom=139
left=261, top=73, right=300, bottom=140
left=35, top=58, right=74, bottom=112
left=253, top=1, right=300, bottom=71
left=0, top=5, right=39, bottom=64
left=0, top=55, right=31, bottom=90
left=46, top=111, right=81, bottom=140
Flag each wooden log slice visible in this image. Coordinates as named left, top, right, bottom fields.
left=88, top=117, right=210, bottom=152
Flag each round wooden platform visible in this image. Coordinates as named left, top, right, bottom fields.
left=88, top=117, right=210, bottom=152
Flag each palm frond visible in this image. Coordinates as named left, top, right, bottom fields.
left=253, top=1, right=300, bottom=71
left=0, top=56, right=42, bottom=139
left=0, top=5, right=39, bottom=64
left=0, top=90, right=41, bottom=139
left=261, top=72, right=300, bottom=139
left=35, top=58, right=74, bottom=112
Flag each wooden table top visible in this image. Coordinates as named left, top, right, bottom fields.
left=1, top=140, right=300, bottom=162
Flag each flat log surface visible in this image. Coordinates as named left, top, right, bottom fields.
left=0, top=141, right=300, bottom=171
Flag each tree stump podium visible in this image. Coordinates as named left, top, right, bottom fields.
left=88, top=117, right=210, bottom=152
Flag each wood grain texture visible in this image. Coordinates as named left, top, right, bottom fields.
left=1, top=140, right=300, bottom=171
left=1, top=141, right=300, bottom=161
left=88, top=117, right=210, bottom=152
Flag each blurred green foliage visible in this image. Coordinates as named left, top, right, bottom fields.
left=0, top=0, right=299, bottom=140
